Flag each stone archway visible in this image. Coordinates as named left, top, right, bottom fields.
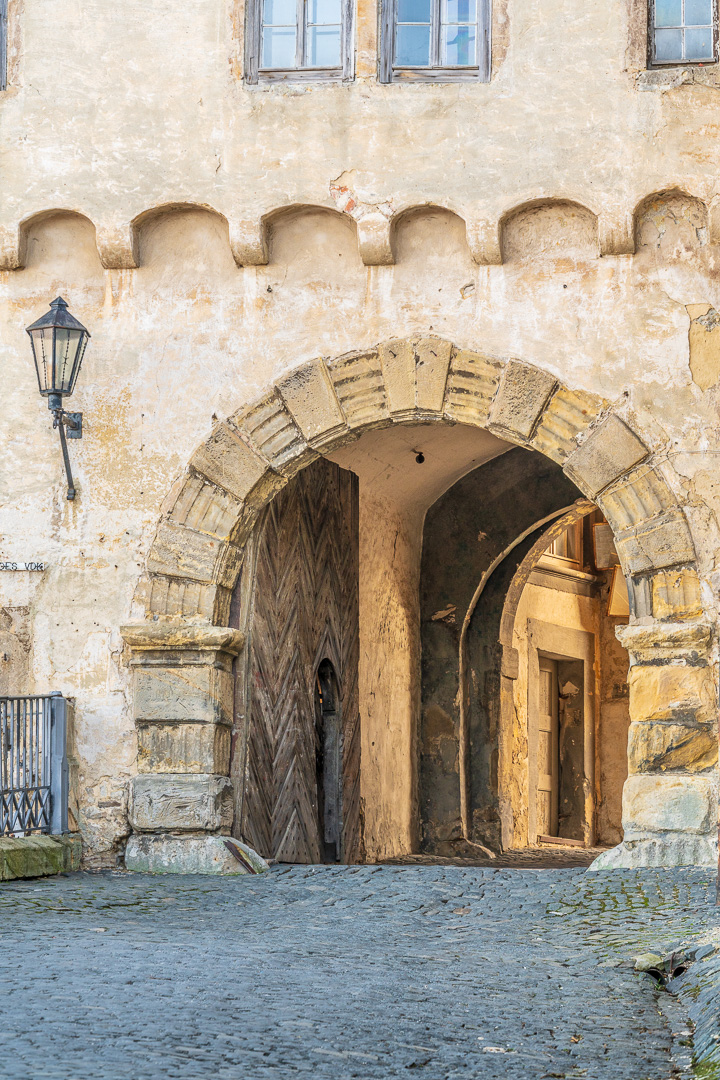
left=120, top=338, right=716, bottom=872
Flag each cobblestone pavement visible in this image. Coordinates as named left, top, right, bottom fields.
left=1, top=864, right=719, bottom=1080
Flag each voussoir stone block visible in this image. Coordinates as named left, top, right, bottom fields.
left=614, top=510, right=695, bottom=574
left=622, top=774, right=717, bottom=835
left=564, top=414, right=649, bottom=497
left=191, top=421, right=271, bottom=502
left=232, top=390, right=317, bottom=477
left=378, top=337, right=453, bottom=418
left=443, top=350, right=503, bottom=426
left=415, top=337, right=454, bottom=413
left=147, top=521, right=222, bottom=583
left=628, top=720, right=717, bottom=774
left=530, top=385, right=607, bottom=463
left=488, top=361, right=558, bottom=440
left=129, top=774, right=233, bottom=833
left=597, top=465, right=676, bottom=532
left=168, top=475, right=244, bottom=540
left=379, top=339, right=416, bottom=416
left=276, top=359, right=346, bottom=446
left=326, top=349, right=388, bottom=430
left=137, top=721, right=232, bottom=774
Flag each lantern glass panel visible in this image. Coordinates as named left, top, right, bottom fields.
left=29, top=328, right=51, bottom=394
left=54, top=328, right=84, bottom=394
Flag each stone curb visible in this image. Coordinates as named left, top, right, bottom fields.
left=666, top=937, right=720, bottom=1073
left=0, top=834, right=82, bottom=882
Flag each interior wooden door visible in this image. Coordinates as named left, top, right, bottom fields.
left=231, top=457, right=361, bottom=864
left=537, top=656, right=559, bottom=838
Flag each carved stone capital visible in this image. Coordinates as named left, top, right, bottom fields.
left=120, top=621, right=245, bottom=659
left=616, top=620, right=713, bottom=665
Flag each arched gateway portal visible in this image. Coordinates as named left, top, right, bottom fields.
left=122, top=338, right=716, bottom=874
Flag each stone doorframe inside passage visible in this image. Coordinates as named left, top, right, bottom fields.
left=459, top=502, right=598, bottom=850
left=120, top=337, right=718, bottom=873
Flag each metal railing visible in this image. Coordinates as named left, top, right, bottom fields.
left=0, top=694, right=68, bottom=836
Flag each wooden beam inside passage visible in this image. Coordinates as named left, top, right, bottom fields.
left=537, top=834, right=585, bottom=848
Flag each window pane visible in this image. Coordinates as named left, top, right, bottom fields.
left=444, top=0, right=476, bottom=21
left=442, top=23, right=476, bottom=63
left=396, top=23, right=431, bottom=63
left=685, top=25, right=714, bottom=56
left=262, top=25, right=296, bottom=66
left=685, top=0, right=713, bottom=25
left=308, top=24, right=341, bottom=63
left=263, top=0, right=296, bottom=24
left=308, top=0, right=341, bottom=23
left=655, top=0, right=682, bottom=26
left=655, top=26, right=683, bottom=58
left=397, top=0, right=432, bottom=22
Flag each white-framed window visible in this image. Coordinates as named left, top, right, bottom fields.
left=246, top=0, right=354, bottom=83
left=650, top=0, right=717, bottom=65
left=380, top=0, right=490, bottom=82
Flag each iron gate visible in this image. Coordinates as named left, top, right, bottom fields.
left=0, top=693, right=68, bottom=836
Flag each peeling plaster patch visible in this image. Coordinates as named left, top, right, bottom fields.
left=687, top=304, right=720, bottom=391
left=329, top=173, right=394, bottom=222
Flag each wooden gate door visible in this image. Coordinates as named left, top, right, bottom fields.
left=537, top=656, right=559, bottom=839
left=231, top=458, right=361, bottom=864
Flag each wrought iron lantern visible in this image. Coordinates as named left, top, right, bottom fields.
left=26, top=297, right=90, bottom=501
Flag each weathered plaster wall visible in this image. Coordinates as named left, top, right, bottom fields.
left=2, top=0, right=720, bottom=864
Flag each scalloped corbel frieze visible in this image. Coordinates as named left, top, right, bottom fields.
left=96, top=223, right=139, bottom=270
left=229, top=219, right=269, bottom=267
left=465, top=218, right=503, bottom=265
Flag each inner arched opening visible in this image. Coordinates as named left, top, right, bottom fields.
left=228, top=421, right=631, bottom=864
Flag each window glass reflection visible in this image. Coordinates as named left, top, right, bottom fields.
left=685, top=0, right=713, bottom=25
left=685, top=25, right=714, bottom=56
left=396, top=23, right=431, bottom=63
left=442, top=24, right=476, bottom=63
left=655, top=0, right=682, bottom=26
left=655, top=26, right=683, bottom=58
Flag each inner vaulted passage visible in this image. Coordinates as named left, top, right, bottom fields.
left=225, top=425, right=631, bottom=864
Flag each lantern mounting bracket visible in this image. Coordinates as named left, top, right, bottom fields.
left=52, top=407, right=83, bottom=440
left=49, top=397, right=83, bottom=500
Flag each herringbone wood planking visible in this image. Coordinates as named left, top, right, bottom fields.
left=233, top=459, right=361, bottom=863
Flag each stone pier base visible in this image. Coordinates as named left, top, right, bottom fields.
left=589, top=832, right=718, bottom=870
left=125, top=834, right=269, bottom=875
